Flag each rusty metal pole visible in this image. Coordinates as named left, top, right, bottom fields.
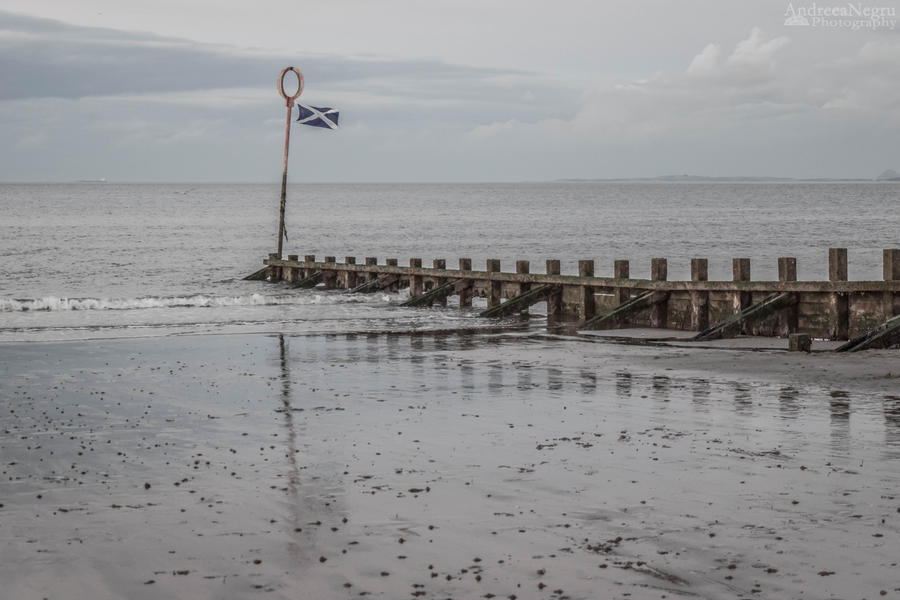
left=276, top=67, right=305, bottom=258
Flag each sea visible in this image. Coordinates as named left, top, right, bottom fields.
left=1, top=181, right=897, bottom=342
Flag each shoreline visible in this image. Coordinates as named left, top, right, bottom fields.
left=5, top=326, right=895, bottom=391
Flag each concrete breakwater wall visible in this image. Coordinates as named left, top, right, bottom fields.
left=261, top=248, right=900, bottom=345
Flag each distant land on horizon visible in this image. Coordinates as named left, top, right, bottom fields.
left=559, top=169, right=900, bottom=183
left=5, top=169, right=900, bottom=184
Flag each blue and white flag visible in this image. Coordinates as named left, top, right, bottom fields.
left=295, top=104, right=339, bottom=129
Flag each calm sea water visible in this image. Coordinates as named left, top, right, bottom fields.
left=1, top=181, right=897, bottom=342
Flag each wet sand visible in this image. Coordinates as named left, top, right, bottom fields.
left=1, top=332, right=898, bottom=599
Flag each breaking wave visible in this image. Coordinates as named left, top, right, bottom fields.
left=0, top=292, right=398, bottom=312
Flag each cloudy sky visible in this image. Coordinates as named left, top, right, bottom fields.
left=1, top=1, right=898, bottom=181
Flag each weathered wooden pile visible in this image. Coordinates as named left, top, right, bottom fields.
left=254, top=248, right=900, bottom=351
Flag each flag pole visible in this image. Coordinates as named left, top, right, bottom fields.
left=276, top=67, right=304, bottom=259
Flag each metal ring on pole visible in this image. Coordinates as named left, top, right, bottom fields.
left=278, top=67, right=304, bottom=107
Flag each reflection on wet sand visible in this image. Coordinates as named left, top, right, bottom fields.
left=386, top=331, right=401, bottom=361
left=459, top=357, right=475, bottom=392
left=652, top=375, right=671, bottom=402
left=829, top=390, right=851, bottom=455
left=691, top=378, right=711, bottom=409
left=616, top=371, right=633, bottom=398
left=278, top=334, right=304, bottom=560
left=366, top=331, right=379, bottom=364
left=344, top=332, right=360, bottom=363
left=779, top=386, right=801, bottom=419
left=488, top=362, right=503, bottom=395
left=324, top=332, right=341, bottom=364
left=517, top=363, right=533, bottom=391
left=547, top=367, right=563, bottom=392
left=733, top=382, right=753, bottom=415
left=884, top=395, right=900, bottom=458
left=580, top=369, right=597, bottom=394
left=410, top=334, right=425, bottom=366
left=455, top=331, right=477, bottom=351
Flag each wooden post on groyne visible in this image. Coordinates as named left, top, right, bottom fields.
left=260, top=248, right=900, bottom=351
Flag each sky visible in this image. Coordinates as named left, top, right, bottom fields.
left=1, top=0, right=899, bottom=182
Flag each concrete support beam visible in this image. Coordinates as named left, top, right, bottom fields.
left=778, top=257, right=799, bottom=333
left=884, top=248, right=900, bottom=281
left=409, top=258, right=423, bottom=297
left=365, top=256, right=377, bottom=282
left=323, top=256, right=337, bottom=288
left=650, top=258, right=667, bottom=328
left=458, top=258, right=473, bottom=308
left=304, top=255, right=317, bottom=279
left=885, top=248, right=900, bottom=319
left=691, top=258, right=709, bottom=331
left=284, top=255, right=298, bottom=283
left=733, top=258, right=751, bottom=313
left=829, top=248, right=849, bottom=339
left=433, top=259, right=447, bottom=306
left=578, top=259, right=596, bottom=321
left=268, top=253, right=281, bottom=282
left=487, top=259, right=501, bottom=308
left=385, top=258, right=398, bottom=291
left=546, top=260, right=562, bottom=319
left=516, top=261, right=531, bottom=293
left=695, top=292, right=798, bottom=341
left=343, top=256, right=357, bottom=289
left=837, top=313, right=900, bottom=352
left=480, top=284, right=560, bottom=318
left=778, top=257, right=797, bottom=282
left=614, top=260, right=630, bottom=306
left=516, top=260, right=531, bottom=313
left=829, top=248, right=848, bottom=282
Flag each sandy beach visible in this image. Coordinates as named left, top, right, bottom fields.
left=1, top=331, right=898, bottom=599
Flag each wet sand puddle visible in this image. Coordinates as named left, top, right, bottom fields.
left=1, top=332, right=898, bottom=599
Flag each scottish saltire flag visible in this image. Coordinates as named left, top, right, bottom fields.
left=295, top=104, right=339, bottom=129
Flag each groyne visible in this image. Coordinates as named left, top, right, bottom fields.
left=257, top=248, right=900, bottom=350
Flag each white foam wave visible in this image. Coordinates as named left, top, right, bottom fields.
left=0, top=292, right=386, bottom=312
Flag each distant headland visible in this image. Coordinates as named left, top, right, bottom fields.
left=559, top=170, right=900, bottom=182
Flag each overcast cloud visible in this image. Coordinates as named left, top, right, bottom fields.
left=1, top=1, right=898, bottom=181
